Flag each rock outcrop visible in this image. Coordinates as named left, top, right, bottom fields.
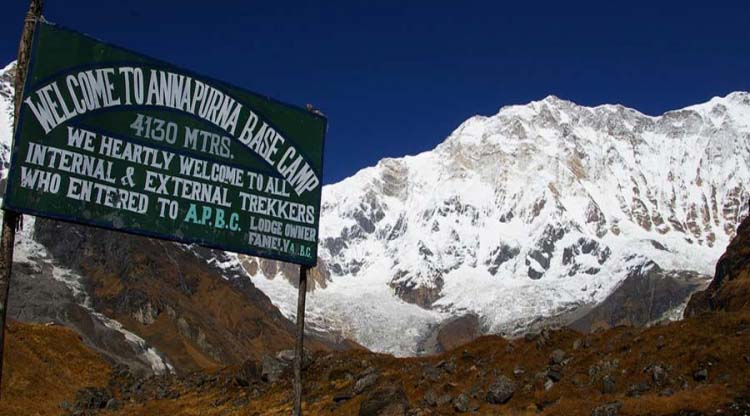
left=685, top=214, right=750, bottom=316
left=25, top=218, right=339, bottom=373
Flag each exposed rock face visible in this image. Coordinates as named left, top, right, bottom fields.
left=592, top=402, right=622, bottom=416
left=685, top=214, right=750, bottom=316
left=239, top=255, right=330, bottom=291
left=29, top=218, right=335, bottom=373
left=436, top=314, right=481, bottom=352
left=8, top=249, right=163, bottom=374
left=0, top=61, right=14, bottom=170
left=417, top=313, right=482, bottom=354
left=74, top=387, right=112, bottom=411
left=571, top=263, right=710, bottom=332
left=485, top=244, right=520, bottom=276
left=390, top=274, right=443, bottom=308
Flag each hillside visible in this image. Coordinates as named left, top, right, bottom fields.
left=91, top=311, right=750, bottom=416
left=1, top=216, right=749, bottom=415
left=686, top=211, right=750, bottom=315
left=2, top=297, right=749, bottom=415
left=0, top=320, right=111, bottom=416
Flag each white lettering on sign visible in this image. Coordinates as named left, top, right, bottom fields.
left=22, top=66, right=321, bottom=196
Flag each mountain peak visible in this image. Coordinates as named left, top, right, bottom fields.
left=299, top=91, right=750, bottom=354
left=539, top=94, right=564, bottom=104
left=723, top=91, right=750, bottom=106
left=1, top=60, right=15, bottom=74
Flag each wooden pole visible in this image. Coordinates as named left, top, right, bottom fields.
left=292, top=265, right=308, bottom=415
left=0, top=0, right=43, bottom=400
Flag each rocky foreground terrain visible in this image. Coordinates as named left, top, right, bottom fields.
left=2, top=216, right=750, bottom=415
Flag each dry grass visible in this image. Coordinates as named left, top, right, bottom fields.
left=0, top=320, right=110, bottom=416
left=2, top=310, right=750, bottom=416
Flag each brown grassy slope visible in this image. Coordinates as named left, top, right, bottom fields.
left=0, top=320, right=110, bottom=416
left=33, top=219, right=342, bottom=373
left=1, top=300, right=749, bottom=415
left=81, top=309, right=749, bottom=416
left=3, top=214, right=749, bottom=415
left=99, top=213, right=750, bottom=415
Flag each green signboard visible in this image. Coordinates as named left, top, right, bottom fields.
left=4, top=22, right=327, bottom=266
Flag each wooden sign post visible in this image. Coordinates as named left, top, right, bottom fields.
left=0, top=0, right=43, bottom=399
left=293, top=265, right=309, bottom=415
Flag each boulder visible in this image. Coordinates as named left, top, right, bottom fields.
left=423, top=389, right=438, bottom=407
left=354, top=373, right=379, bottom=395
left=105, top=398, right=121, bottom=410
left=436, top=394, right=452, bottom=406
left=547, top=365, right=563, bottom=382
left=235, top=359, right=261, bottom=387
left=276, top=349, right=314, bottom=369
left=436, top=358, right=457, bottom=374
left=74, top=387, right=112, bottom=410
left=592, top=402, right=622, bottom=416
left=626, top=382, right=650, bottom=397
left=693, top=368, right=708, bottom=381
left=550, top=349, right=566, bottom=365
left=453, top=393, right=469, bottom=413
left=486, top=376, right=515, bottom=404
left=601, top=375, right=616, bottom=394
left=261, top=355, right=286, bottom=383
left=649, top=365, right=666, bottom=385
left=359, top=384, right=410, bottom=416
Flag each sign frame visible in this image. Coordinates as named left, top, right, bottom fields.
left=3, top=21, right=328, bottom=267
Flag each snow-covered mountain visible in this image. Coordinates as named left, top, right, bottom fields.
left=246, top=91, right=750, bottom=355
left=2, top=59, right=747, bottom=357
left=0, top=61, right=15, bottom=173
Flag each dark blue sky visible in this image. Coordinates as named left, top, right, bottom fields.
left=2, top=1, right=749, bottom=183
